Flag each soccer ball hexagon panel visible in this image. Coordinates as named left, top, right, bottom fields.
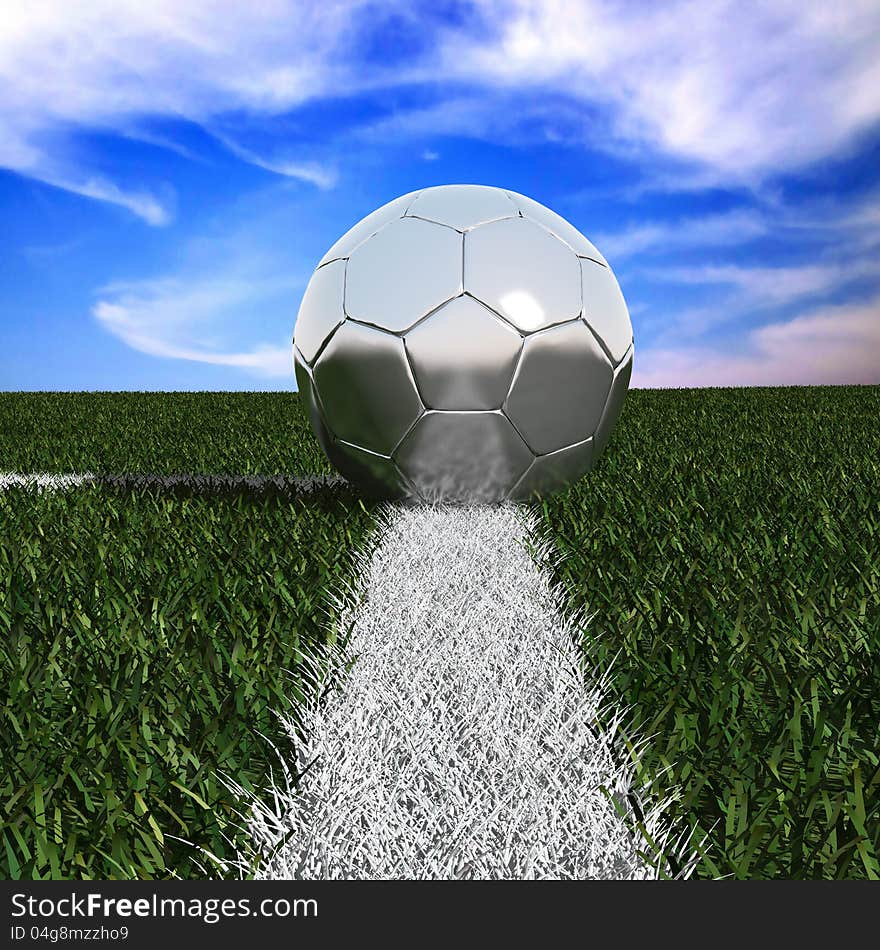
left=293, top=184, right=634, bottom=502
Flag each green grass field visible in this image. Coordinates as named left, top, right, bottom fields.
left=0, top=393, right=378, bottom=879
left=0, top=391, right=330, bottom=476
left=536, top=385, right=880, bottom=879
left=1, top=387, right=878, bottom=879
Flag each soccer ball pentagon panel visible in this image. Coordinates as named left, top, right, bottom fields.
left=293, top=184, right=634, bottom=503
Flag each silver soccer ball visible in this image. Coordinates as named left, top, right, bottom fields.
left=293, top=184, right=633, bottom=503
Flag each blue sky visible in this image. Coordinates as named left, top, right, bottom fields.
left=1, top=0, right=878, bottom=391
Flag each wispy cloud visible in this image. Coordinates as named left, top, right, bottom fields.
left=92, top=267, right=302, bottom=379
left=648, top=263, right=849, bottom=302
left=448, top=1, right=880, bottom=180
left=94, top=299, right=292, bottom=375
left=647, top=259, right=877, bottom=308
left=207, top=131, right=338, bottom=189
left=116, top=124, right=206, bottom=164
left=2, top=1, right=878, bottom=223
left=632, top=253, right=880, bottom=343
left=1, top=142, right=173, bottom=225
left=598, top=189, right=880, bottom=261
left=596, top=210, right=768, bottom=260
left=633, top=294, right=880, bottom=388
left=49, top=173, right=173, bottom=226
left=0, top=1, right=366, bottom=219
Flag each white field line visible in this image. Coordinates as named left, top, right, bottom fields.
left=213, top=503, right=696, bottom=880
left=0, top=471, right=345, bottom=493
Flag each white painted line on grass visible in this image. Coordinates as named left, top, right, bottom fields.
left=219, top=503, right=696, bottom=880
left=0, top=472, right=346, bottom=493
left=0, top=472, right=97, bottom=491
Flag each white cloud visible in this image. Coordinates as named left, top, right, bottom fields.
left=51, top=174, right=172, bottom=226
left=596, top=188, right=880, bottom=261
left=449, top=0, right=880, bottom=180
left=595, top=210, right=768, bottom=259
left=94, top=299, right=292, bottom=375
left=633, top=295, right=880, bottom=388
left=650, top=263, right=840, bottom=302
left=0, top=1, right=371, bottom=218
left=92, top=268, right=301, bottom=379
left=207, top=131, right=338, bottom=189
left=2, top=0, right=878, bottom=223
left=773, top=190, right=880, bottom=256
left=0, top=135, right=173, bottom=225
left=647, top=260, right=877, bottom=309
left=629, top=252, right=880, bottom=343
